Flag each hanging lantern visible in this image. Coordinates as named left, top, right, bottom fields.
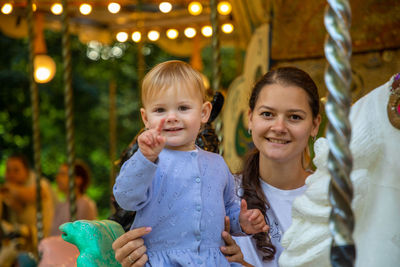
left=33, top=13, right=56, bottom=83
left=34, top=55, right=56, bottom=83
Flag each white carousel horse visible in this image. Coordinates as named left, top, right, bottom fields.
left=279, top=74, right=400, bottom=267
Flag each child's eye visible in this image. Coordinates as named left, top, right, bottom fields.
left=178, top=106, right=190, bottom=111
left=154, top=108, right=165, bottom=113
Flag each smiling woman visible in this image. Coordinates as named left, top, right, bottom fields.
left=232, top=66, right=321, bottom=267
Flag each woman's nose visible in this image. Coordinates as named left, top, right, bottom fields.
left=271, top=117, right=286, bottom=133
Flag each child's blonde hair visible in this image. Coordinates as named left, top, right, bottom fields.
left=141, top=60, right=206, bottom=106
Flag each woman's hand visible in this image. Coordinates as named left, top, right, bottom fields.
left=112, top=227, right=152, bottom=267
left=220, top=216, right=254, bottom=267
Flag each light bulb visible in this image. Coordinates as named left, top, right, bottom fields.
left=1, top=3, right=13, bottom=14
left=217, top=1, right=232, bottom=15
left=148, top=30, right=160, bottom=41
left=116, top=32, right=128, bottom=42
left=166, top=29, right=179, bottom=39
left=188, top=2, right=202, bottom=16
left=79, top=3, right=92, bottom=15
left=201, top=26, right=212, bottom=37
left=131, top=31, right=141, bottom=43
left=221, top=23, right=234, bottom=34
left=159, top=2, right=172, bottom=13
left=51, top=3, right=63, bottom=15
left=108, top=2, right=121, bottom=14
left=184, top=27, right=196, bottom=38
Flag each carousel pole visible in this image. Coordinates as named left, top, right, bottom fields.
left=210, top=0, right=223, bottom=153
left=109, top=79, right=117, bottom=204
left=61, top=0, right=77, bottom=221
left=324, top=0, right=355, bottom=266
left=27, top=0, right=44, bottom=247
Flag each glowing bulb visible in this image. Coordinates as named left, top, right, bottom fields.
left=166, top=29, right=179, bottom=40
left=217, top=1, right=232, bottom=15
left=1, top=3, right=13, bottom=14
left=148, top=30, right=160, bottom=41
left=32, top=3, right=37, bottom=12
left=79, top=3, right=92, bottom=15
left=159, top=2, right=172, bottom=13
left=201, top=26, right=212, bottom=37
left=184, top=27, right=196, bottom=38
left=51, top=3, right=63, bottom=15
left=221, top=23, right=234, bottom=34
left=116, top=32, right=128, bottom=42
left=188, top=2, right=202, bottom=16
left=108, top=2, right=121, bottom=14
left=34, top=55, right=56, bottom=83
left=131, top=31, right=141, bottom=42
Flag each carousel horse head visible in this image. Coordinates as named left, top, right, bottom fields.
left=279, top=73, right=400, bottom=267
left=60, top=220, right=124, bottom=267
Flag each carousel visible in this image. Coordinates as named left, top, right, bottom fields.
left=0, top=0, right=399, bottom=266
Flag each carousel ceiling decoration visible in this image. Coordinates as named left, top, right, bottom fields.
left=0, top=0, right=236, bottom=47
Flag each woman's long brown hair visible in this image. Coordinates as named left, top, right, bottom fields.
left=240, top=67, right=320, bottom=261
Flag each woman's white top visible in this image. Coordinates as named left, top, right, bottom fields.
left=233, top=179, right=307, bottom=267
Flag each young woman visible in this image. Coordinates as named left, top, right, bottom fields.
left=111, top=66, right=321, bottom=267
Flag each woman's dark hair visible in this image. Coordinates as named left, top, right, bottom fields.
left=74, top=160, right=91, bottom=194
left=8, top=154, right=30, bottom=170
left=242, top=66, right=320, bottom=261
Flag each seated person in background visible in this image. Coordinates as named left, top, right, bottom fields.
left=50, top=160, right=97, bottom=236
left=0, top=154, right=54, bottom=249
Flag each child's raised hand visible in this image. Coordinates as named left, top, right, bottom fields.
left=239, top=199, right=269, bottom=235
left=138, top=119, right=166, bottom=162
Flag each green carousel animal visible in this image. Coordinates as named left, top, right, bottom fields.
left=60, top=220, right=124, bottom=267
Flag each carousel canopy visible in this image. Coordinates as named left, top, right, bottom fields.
left=0, top=0, right=399, bottom=59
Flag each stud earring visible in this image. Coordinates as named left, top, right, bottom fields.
left=248, top=128, right=252, bottom=135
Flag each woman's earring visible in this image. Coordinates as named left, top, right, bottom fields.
left=248, top=128, right=252, bottom=135
left=313, top=135, right=317, bottom=142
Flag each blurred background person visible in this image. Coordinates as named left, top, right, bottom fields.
left=51, top=160, right=97, bottom=236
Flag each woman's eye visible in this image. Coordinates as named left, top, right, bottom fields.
left=290, top=114, right=303, bottom=120
left=261, top=111, right=273, bottom=117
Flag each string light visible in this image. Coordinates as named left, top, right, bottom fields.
left=131, top=31, right=141, bottom=42
left=166, top=29, right=179, bottom=39
left=201, top=26, right=212, bottom=37
left=159, top=2, right=172, bottom=13
left=148, top=30, right=160, bottom=41
left=221, top=23, right=234, bottom=34
left=217, top=1, right=232, bottom=15
left=108, top=2, right=121, bottom=14
left=32, top=3, right=37, bottom=12
left=1, top=3, right=13, bottom=14
left=116, top=32, right=128, bottom=42
left=188, top=2, right=202, bottom=16
left=184, top=27, right=196, bottom=38
left=79, top=3, right=92, bottom=15
left=50, top=3, right=63, bottom=15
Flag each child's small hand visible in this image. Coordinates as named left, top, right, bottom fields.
left=138, top=119, right=166, bottom=162
left=239, top=199, right=269, bottom=235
